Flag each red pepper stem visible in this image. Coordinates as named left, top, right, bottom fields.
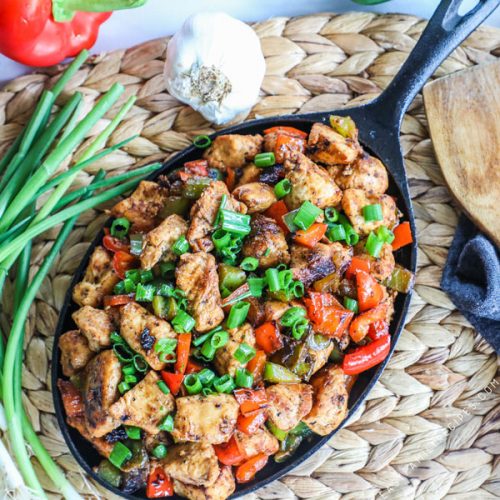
left=52, top=0, right=147, bottom=22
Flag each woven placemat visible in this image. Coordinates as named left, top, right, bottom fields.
left=0, top=11, right=499, bottom=500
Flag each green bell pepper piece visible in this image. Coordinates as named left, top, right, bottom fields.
left=264, top=362, right=301, bottom=383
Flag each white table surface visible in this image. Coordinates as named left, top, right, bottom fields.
left=1, top=0, right=499, bottom=84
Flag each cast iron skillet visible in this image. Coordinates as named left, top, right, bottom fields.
left=52, top=0, right=498, bottom=498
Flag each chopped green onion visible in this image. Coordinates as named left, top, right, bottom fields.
left=248, top=277, right=267, bottom=298
left=155, top=338, right=178, bottom=354
left=140, top=269, right=154, bottom=283
left=202, top=387, right=215, bottom=396
left=214, top=194, right=228, bottom=227
left=135, top=283, right=155, bottom=302
left=123, top=278, right=136, bottom=293
left=184, top=374, right=202, bottom=395
left=200, top=340, right=217, bottom=361
left=327, top=224, right=346, bottom=242
left=125, top=269, right=141, bottom=283
left=172, top=235, right=190, bottom=256
left=293, top=201, right=322, bottom=230
left=291, top=318, right=309, bottom=340
left=278, top=270, right=293, bottom=290
left=274, top=179, right=291, bottom=199
left=133, top=355, right=148, bottom=373
left=362, top=203, right=383, bottom=222
left=124, top=374, right=138, bottom=385
left=213, top=374, right=235, bottom=393
left=265, top=268, right=280, bottom=292
left=129, top=234, right=143, bottom=256
left=234, top=343, right=256, bottom=364
left=254, top=152, right=276, bottom=168
left=281, top=307, right=306, bottom=327
left=344, top=224, right=359, bottom=245
left=152, top=444, right=167, bottom=459
left=122, top=364, right=136, bottom=376
left=110, top=332, right=124, bottom=345
left=325, top=207, right=339, bottom=223
left=109, top=442, right=132, bottom=469
left=157, top=381, right=171, bottom=395
left=110, top=217, right=130, bottom=239
left=114, top=281, right=126, bottom=294
left=113, top=344, right=134, bottom=363
left=282, top=209, right=300, bottom=232
left=172, top=310, right=196, bottom=333
left=365, top=231, right=384, bottom=258
left=193, top=326, right=222, bottom=347
left=227, top=302, right=250, bottom=329
left=343, top=297, right=359, bottom=313
left=159, top=351, right=176, bottom=364
left=198, top=368, right=216, bottom=386
left=291, top=280, right=305, bottom=298
left=158, top=414, right=174, bottom=432
left=159, top=261, right=175, bottom=276
left=240, top=257, right=259, bottom=271
left=235, top=368, right=254, bottom=388
left=193, top=135, right=212, bottom=149
left=158, top=283, right=175, bottom=297
left=211, top=330, right=229, bottom=349
left=212, top=229, right=231, bottom=251
left=221, top=209, right=251, bottom=236
left=125, top=426, right=141, bottom=440
left=118, top=381, right=130, bottom=394
left=376, top=226, right=395, bottom=244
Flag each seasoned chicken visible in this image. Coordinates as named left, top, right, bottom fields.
left=232, top=182, right=277, bottom=213
left=67, top=415, right=113, bottom=458
left=59, top=330, right=94, bottom=377
left=72, top=306, right=115, bottom=352
left=284, top=153, right=342, bottom=210
left=140, top=214, right=188, bottom=269
left=334, top=153, right=389, bottom=195
left=187, top=181, right=246, bottom=252
left=303, top=365, right=348, bottom=435
left=111, top=180, right=169, bottom=231
left=310, top=341, right=334, bottom=375
left=72, top=246, right=119, bottom=308
left=173, top=465, right=235, bottom=500
left=241, top=214, right=290, bottom=269
left=307, top=122, right=361, bottom=165
left=172, top=394, right=239, bottom=444
left=263, top=131, right=306, bottom=163
left=57, top=379, right=85, bottom=419
left=236, top=164, right=261, bottom=186
left=263, top=300, right=290, bottom=323
left=342, top=188, right=398, bottom=236
left=266, top=383, right=313, bottom=431
left=120, top=302, right=177, bottom=370
left=203, top=134, right=263, bottom=171
left=234, top=428, right=279, bottom=458
left=214, top=323, right=256, bottom=378
left=109, top=371, right=175, bottom=434
left=176, top=252, right=224, bottom=332
left=290, top=242, right=352, bottom=287
left=244, top=297, right=265, bottom=327
left=354, top=241, right=395, bottom=281
left=162, top=442, right=220, bottom=487
left=83, top=350, right=121, bottom=437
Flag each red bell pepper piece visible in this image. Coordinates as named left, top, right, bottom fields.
left=174, top=333, right=191, bottom=374
left=103, top=234, right=130, bottom=253
left=304, top=292, right=354, bottom=338
left=264, top=200, right=289, bottom=234
left=246, top=350, right=267, bottom=384
left=234, top=388, right=268, bottom=416
left=254, top=322, right=283, bottom=354
left=112, top=250, right=136, bottom=279
left=368, top=320, right=389, bottom=341
left=342, top=334, right=391, bottom=375
left=392, top=222, right=413, bottom=251
left=349, top=302, right=388, bottom=343
left=235, top=453, right=269, bottom=483
left=294, top=223, right=328, bottom=248
left=161, top=371, right=184, bottom=396
left=103, top=294, right=134, bottom=307
left=146, top=467, right=173, bottom=498
left=185, top=358, right=203, bottom=374
left=184, top=159, right=209, bottom=176
left=263, top=126, right=308, bottom=139
left=214, top=436, right=245, bottom=466
left=345, top=256, right=371, bottom=280
left=0, top=0, right=146, bottom=67
left=237, top=410, right=267, bottom=435
left=356, top=270, right=384, bottom=312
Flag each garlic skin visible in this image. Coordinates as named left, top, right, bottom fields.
left=164, top=12, right=265, bottom=125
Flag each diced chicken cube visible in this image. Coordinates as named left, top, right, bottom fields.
left=266, top=383, right=313, bottom=431
left=203, top=134, right=263, bottom=171
left=140, top=214, right=188, bottom=270
left=66, top=415, right=113, bottom=458
left=236, top=164, right=261, bottom=186
left=72, top=306, right=115, bottom=352
left=173, top=465, right=235, bottom=500
left=57, top=379, right=85, bottom=419
left=120, top=302, right=177, bottom=370
left=59, top=330, right=94, bottom=376
left=310, top=341, right=334, bottom=375
left=232, top=182, right=277, bottom=213
left=263, top=300, right=292, bottom=322
left=171, top=394, right=239, bottom=445
left=234, top=428, right=279, bottom=458
left=109, top=371, right=175, bottom=434
left=72, top=246, right=119, bottom=308
left=175, top=252, right=224, bottom=332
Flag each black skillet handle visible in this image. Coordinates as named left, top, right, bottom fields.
left=368, top=0, right=499, bottom=131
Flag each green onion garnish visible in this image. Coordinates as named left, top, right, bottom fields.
left=291, top=280, right=305, bottom=298
left=118, top=381, right=130, bottom=394
left=265, top=268, right=280, bottom=292
left=152, top=444, right=168, bottom=459
left=159, top=261, right=175, bottom=277
left=110, top=217, right=130, bottom=239
left=211, top=330, right=229, bottom=349
left=125, top=269, right=140, bottom=284
left=113, top=344, right=134, bottom=363
left=343, top=297, right=359, bottom=313
left=122, top=364, right=136, bottom=376
left=293, top=201, right=322, bottom=230
left=327, top=224, right=346, bottom=242
left=140, top=269, right=153, bottom=283
left=278, top=269, right=293, bottom=290
left=274, top=179, right=291, bottom=199
left=114, top=281, right=126, bottom=294
left=200, top=340, right=217, bottom=361
left=198, top=368, right=216, bottom=386
left=202, top=387, right=215, bottom=396
left=158, top=414, right=174, bottom=432
left=154, top=338, right=178, bottom=354
left=212, top=228, right=231, bottom=251
left=365, top=231, right=384, bottom=258
left=213, top=374, right=235, bottom=393
left=292, top=318, right=309, bottom=340
left=158, top=283, right=174, bottom=297
left=157, top=380, right=171, bottom=395
left=248, top=277, right=266, bottom=298
left=133, top=355, right=148, bottom=373
left=240, top=257, right=259, bottom=271
left=345, top=227, right=359, bottom=245
left=220, top=209, right=251, bottom=236
left=125, top=426, right=141, bottom=440
left=129, top=233, right=143, bottom=256
left=214, top=194, right=228, bottom=227
left=376, top=225, right=395, bottom=244
left=281, top=307, right=307, bottom=327
left=235, top=368, right=254, bottom=388
left=192, top=326, right=222, bottom=347
left=172, top=310, right=196, bottom=333
left=282, top=209, right=300, bottom=232
left=362, top=203, right=383, bottom=222
left=233, top=342, right=256, bottom=364
left=110, top=332, right=124, bottom=345
left=226, top=302, right=250, bottom=329
left=109, top=442, right=132, bottom=469
left=254, top=152, right=276, bottom=168
left=123, top=278, right=136, bottom=293
left=184, top=373, right=203, bottom=395
left=124, top=374, right=138, bottom=385
left=325, top=207, right=339, bottom=223
left=193, top=135, right=212, bottom=149
left=172, top=235, right=190, bottom=256
left=135, top=283, right=155, bottom=302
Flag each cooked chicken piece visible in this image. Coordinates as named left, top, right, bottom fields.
left=176, top=252, right=224, bottom=332
left=214, top=323, right=256, bottom=377
left=266, top=383, right=313, bottom=432
left=72, top=246, right=119, bottom=308
left=111, top=180, right=169, bottom=231
left=120, top=302, right=177, bottom=370
left=284, top=153, right=342, bottom=210
left=203, top=134, right=263, bottom=171
left=353, top=241, right=395, bottom=281
left=172, top=394, right=239, bottom=445
left=173, top=465, right=235, bottom=500
left=162, top=442, right=220, bottom=487
left=67, top=415, right=113, bottom=458
left=187, top=181, right=246, bottom=252
left=140, top=214, right=188, bottom=269
left=57, top=379, right=85, bottom=418
left=83, top=350, right=121, bottom=437
left=232, top=182, right=277, bottom=213
left=234, top=428, right=279, bottom=458
left=244, top=297, right=265, bottom=327
left=72, top=306, right=115, bottom=352
left=307, top=122, right=361, bottom=165
left=59, top=330, right=94, bottom=377
left=290, top=242, right=352, bottom=287
left=303, top=365, right=348, bottom=435
left=263, top=132, right=306, bottom=163
left=342, top=188, right=398, bottom=236
left=310, top=341, right=334, bottom=375
left=334, top=153, right=389, bottom=195
left=109, top=371, right=175, bottom=434
left=236, top=164, right=261, bottom=186
left=241, top=215, right=290, bottom=269
left=263, top=300, right=291, bottom=322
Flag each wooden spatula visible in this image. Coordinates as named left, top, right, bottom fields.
left=423, top=60, right=500, bottom=247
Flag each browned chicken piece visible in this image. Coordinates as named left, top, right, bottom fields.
left=67, top=415, right=113, bottom=458
left=59, top=330, right=94, bottom=377
left=263, top=300, right=291, bottom=322
left=120, top=302, right=177, bottom=370
left=234, top=428, right=280, bottom=458
left=57, top=379, right=85, bottom=419
left=244, top=297, right=264, bottom=327
left=83, top=350, right=121, bottom=437
left=176, top=252, right=224, bottom=332
left=110, top=180, right=169, bottom=231
left=284, top=153, right=342, bottom=210
left=173, top=465, right=235, bottom=500
left=241, top=215, right=290, bottom=269
left=172, top=394, right=239, bottom=444
left=140, top=214, right=188, bottom=269
left=310, top=341, right=334, bottom=375
left=342, top=188, right=398, bottom=236
left=266, top=383, right=313, bottom=432
left=354, top=241, right=395, bottom=281
left=303, top=365, right=348, bottom=435
left=72, top=246, right=119, bottom=308
left=290, top=242, right=352, bottom=287
left=162, top=442, right=220, bottom=487
left=263, top=131, right=306, bottom=163
left=307, top=122, right=361, bottom=165
left=214, top=323, right=256, bottom=377
left=203, top=134, right=263, bottom=171
left=236, top=164, right=261, bottom=186
left=187, top=181, right=246, bottom=252
left=72, top=306, right=115, bottom=352
left=334, top=153, right=389, bottom=195
left=109, top=371, right=175, bottom=434
left=232, top=182, right=277, bottom=213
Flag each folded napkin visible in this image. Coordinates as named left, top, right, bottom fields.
left=441, top=215, right=500, bottom=352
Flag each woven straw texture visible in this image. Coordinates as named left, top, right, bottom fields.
left=0, top=11, right=499, bottom=500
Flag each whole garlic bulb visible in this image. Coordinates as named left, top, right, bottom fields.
left=164, top=12, right=265, bottom=125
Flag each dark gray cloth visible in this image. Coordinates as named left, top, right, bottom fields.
left=441, top=215, right=500, bottom=352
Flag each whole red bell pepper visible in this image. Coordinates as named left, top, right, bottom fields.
left=0, top=0, right=147, bottom=67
